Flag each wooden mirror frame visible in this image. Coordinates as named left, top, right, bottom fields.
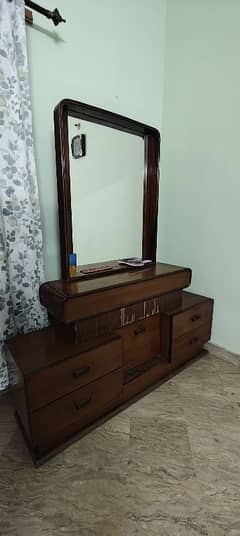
left=54, top=99, right=160, bottom=279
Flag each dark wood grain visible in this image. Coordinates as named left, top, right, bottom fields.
left=171, top=323, right=212, bottom=364
left=24, top=352, right=207, bottom=466
left=54, top=100, right=73, bottom=278
left=42, top=263, right=191, bottom=298
left=160, top=291, right=214, bottom=362
left=27, top=337, right=122, bottom=411
left=65, top=271, right=191, bottom=323
left=8, top=272, right=189, bottom=377
left=74, top=290, right=182, bottom=343
left=119, top=315, right=160, bottom=366
left=172, top=300, right=213, bottom=339
left=6, top=282, right=213, bottom=466
left=164, top=291, right=214, bottom=316
left=122, top=357, right=169, bottom=401
left=143, top=132, right=160, bottom=261
left=160, top=314, right=172, bottom=361
left=54, top=99, right=160, bottom=279
left=31, top=370, right=123, bottom=444
left=7, top=329, right=122, bottom=377
left=39, top=263, right=192, bottom=323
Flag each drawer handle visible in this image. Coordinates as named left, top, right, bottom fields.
left=191, top=314, right=201, bottom=322
left=72, top=366, right=90, bottom=379
left=189, top=337, right=199, bottom=345
left=74, top=396, right=92, bottom=411
left=134, top=325, right=146, bottom=336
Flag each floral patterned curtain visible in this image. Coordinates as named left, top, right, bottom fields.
left=0, top=0, right=47, bottom=390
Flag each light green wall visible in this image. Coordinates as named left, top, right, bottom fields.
left=27, top=0, right=239, bottom=353
left=26, top=0, right=167, bottom=280
left=159, top=0, right=240, bottom=353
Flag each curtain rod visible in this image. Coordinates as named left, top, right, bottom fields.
left=24, top=1, right=66, bottom=26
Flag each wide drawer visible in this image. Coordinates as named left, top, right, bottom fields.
left=172, top=301, right=213, bottom=339
left=40, top=267, right=192, bottom=322
left=27, top=337, right=122, bottom=411
left=119, top=315, right=160, bottom=366
left=171, top=323, right=211, bottom=363
left=31, top=369, right=123, bottom=442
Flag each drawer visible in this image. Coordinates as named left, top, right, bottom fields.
left=171, top=323, right=211, bottom=364
left=31, top=370, right=123, bottom=442
left=40, top=268, right=192, bottom=322
left=119, top=315, right=160, bottom=366
left=122, top=356, right=169, bottom=401
left=27, top=337, right=122, bottom=411
left=172, top=301, right=213, bottom=339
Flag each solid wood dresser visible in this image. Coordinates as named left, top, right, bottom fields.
left=6, top=263, right=213, bottom=465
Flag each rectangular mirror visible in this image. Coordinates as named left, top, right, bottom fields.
left=68, top=117, right=144, bottom=266
left=54, top=100, right=160, bottom=280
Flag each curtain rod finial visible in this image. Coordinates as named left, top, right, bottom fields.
left=52, top=8, right=66, bottom=26
left=24, top=2, right=66, bottom=26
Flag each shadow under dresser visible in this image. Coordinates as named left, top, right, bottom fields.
left=6, top=263, right=213, bottom=465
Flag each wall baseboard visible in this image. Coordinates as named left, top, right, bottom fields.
left=205, top=342, right=240, bottom=368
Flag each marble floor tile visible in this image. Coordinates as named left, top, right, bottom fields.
left=206, top=343, right=240, bottom=369
left=128, top=416, right=195, bottom=479
left=178, top=385, right=240, bottom=438
left=124, top=515, right=209, bottom=536
left=1, top=352, right=240, bottom=535
left=209, top=523, right=240, bottom=536
left=124, top=379, right=184, bottom=421
left=221, top=372, right=240, bottom=400
left=62, top=413, right=130, bottom=482
left=125, top=414, right=208, bottom=535
left=209, top=354, right=240, bottom=375
left=174, top=355, right=224, bottom=396
left=42, top=479, right=125, bottom=536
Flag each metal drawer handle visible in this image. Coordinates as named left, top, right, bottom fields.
left=191, top=314, right=201, bottom=322
left=74, top=396, right=92, bottom=411
left=190, top=337, right=199, bottom=345
left=134, top=325, right=146, bottom=336
left=72, top=366, right=90, bottom=378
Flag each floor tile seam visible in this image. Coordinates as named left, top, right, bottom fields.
left=179, top=389, right=216, bottom=532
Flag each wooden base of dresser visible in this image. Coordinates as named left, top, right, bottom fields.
left=16, top=350, right=207, bottom=467
left=6, top=266, right=214, bottom=467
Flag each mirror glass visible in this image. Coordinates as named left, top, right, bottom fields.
left=68, top=116, right=144, bottom=266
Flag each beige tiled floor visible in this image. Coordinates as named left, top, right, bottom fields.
left=0, top=352, right=240, bottom=535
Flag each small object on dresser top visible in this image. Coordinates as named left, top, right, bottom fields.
left=118, top=258, right=153, bottom=268
left=80, top=264, right=113, bottom=274
left=69, top=253, right=77, bottom=276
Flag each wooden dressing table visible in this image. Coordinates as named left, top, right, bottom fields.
left=7, top=264, right=213, bottom=465
left=6, top=101, right=214, bottom=465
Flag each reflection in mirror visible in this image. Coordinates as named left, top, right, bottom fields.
left=68, top=117, right=144, bottom=266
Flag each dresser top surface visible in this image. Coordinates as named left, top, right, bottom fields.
left=163, top=291, right=214, bottom=316
left=41, top=263, right=191, bottom=299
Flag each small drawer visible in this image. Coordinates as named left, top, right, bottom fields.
left=122, top=356, right=169, bottom=402
left=172, top=301, right=213, bottom=339
left=171, top=323, right=211, bottom=364
left=31, top=370, right=123, bottom=442
left=119, top=315, right=160, bottom=366
left=27, top=337, right=122, bottom=411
